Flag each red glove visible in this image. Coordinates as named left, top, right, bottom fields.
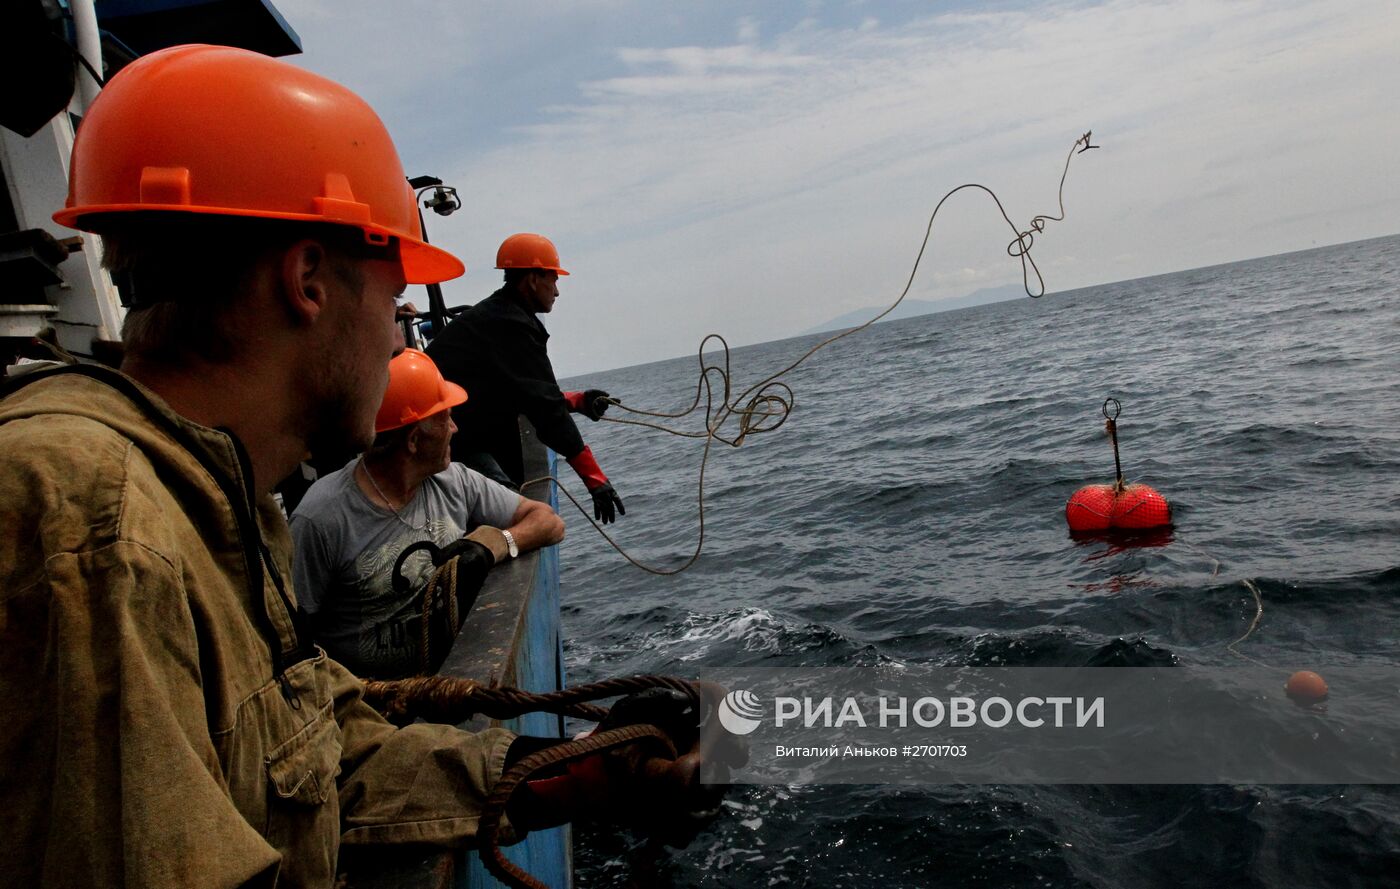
left=566, top=446, right=609, bottom=491
left=567, top=447, right=625, bottom=523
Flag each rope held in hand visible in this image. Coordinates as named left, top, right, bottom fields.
left=479, top=723, right=676, bottom=889
left=361, top=674, right=700, bottom=889
left=531, top=132, right=1101, bottom=575
left=362, top=673, right=700, bottom=725
left=417, top=559, right=458, bottom=675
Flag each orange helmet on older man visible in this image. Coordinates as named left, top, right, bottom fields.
left=375, top=350, right=468, bottom=434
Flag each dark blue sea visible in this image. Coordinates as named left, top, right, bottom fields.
left=558, top=234, right=1400, bottom=888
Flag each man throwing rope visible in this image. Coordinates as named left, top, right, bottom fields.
left=426, top=233, right=628, bottom=523
left=0, top=45, right=726, bottom=888
left=291, top=349, right=564, bottom=678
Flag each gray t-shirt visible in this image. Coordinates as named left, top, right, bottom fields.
left=289, top=461, right=519, bottom=678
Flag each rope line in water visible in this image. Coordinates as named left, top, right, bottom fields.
left=527, top=131, right=1101, bottom=574
left=1174, top=534, right=1222, bottom=579
left=1226, top=578, right=1283, bottom=672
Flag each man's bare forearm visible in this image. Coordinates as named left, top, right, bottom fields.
left=507, top=498, right=565, bottom=553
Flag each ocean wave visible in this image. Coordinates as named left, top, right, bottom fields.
left=585, top=607, right=862, bottom=668
left=944, top=629, right=1178, bottom=667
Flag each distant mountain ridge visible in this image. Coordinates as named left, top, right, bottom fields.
left=804, top=283, right=1030, bottom=334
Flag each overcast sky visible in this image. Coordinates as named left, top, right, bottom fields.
left=276, top=0, right=1400, bottom=377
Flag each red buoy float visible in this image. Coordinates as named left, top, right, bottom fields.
left=1285, top=670, right=1329, bottom=704
left=1066, top=482, right=1171, bottom=531
left=1066, top=398, right=1172, bottom=534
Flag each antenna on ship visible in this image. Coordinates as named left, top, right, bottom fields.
left=407, top=174, right=462, bottom=340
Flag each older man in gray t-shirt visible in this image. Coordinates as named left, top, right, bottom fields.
left=290, top=349, right=564, bottom=678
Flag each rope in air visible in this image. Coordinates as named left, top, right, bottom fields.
left=524, top=131, right=1101, bottom=574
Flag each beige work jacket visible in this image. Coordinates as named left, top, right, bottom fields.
left=0, top=367, right=516, bottom=888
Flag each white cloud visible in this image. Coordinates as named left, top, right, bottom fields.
left=615, top=43, right=814, bottom=75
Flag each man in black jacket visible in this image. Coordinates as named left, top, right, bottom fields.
left=426, top=232, right=627, bottom=523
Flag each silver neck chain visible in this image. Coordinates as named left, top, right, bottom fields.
left=359, top=457, right=427, bottom=533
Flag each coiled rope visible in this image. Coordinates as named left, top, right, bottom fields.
left=526, top=131, right=1100, bottom=575
left=418, top=559, right=458, bottom=675
left=361, top=674, right=700, bottom=889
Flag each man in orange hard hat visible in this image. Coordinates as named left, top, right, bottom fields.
left=0, top=45, right=722, bottom=888
left=290, top=349, right=564, bottom=678
left=426, top=233, right=627, bottom=524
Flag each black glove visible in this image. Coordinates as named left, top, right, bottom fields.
left=437, top=538, right=493, bottom=608
left=599, top=687, right=701, bottom=748
left=589, top=482, right=625, bottom=524
left=580, top=389, right=612, bottom=422
left=392, top=537, right=493, bottom=673
left=506, top=684, right=747, bottom=843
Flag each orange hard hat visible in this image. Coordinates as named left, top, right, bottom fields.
left=52, top=44, right=464, bottom=285
left=496, top=232, right=569, bottom=275
left=375, top=349, right=468, bottom=433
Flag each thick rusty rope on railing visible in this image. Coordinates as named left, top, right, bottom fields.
left=478, top=723, right=677, bottom=889
left=527, top=132, right=1101, bottom=576
left=362, top=673, right=700, bottom=726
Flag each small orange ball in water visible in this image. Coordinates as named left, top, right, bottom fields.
left=1285, top=670, right=1329, bottom=703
